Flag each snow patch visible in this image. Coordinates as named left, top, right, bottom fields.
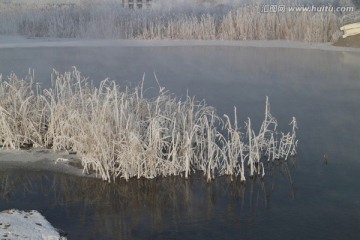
left=0, top=209, right=66, bottom=240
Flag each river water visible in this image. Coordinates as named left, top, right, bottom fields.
left=0, top=43, right=359, bottom=239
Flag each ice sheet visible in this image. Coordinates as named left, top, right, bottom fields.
left=0, top=148, right=96, bottom=178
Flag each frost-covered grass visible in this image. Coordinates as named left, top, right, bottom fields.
left=0, top=68, right=297, bottom=182
left=0, top=0, right=353, bottom=42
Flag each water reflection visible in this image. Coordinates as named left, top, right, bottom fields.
left=0, top=158, right=296, bottom=239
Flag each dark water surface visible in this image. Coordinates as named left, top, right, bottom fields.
left=0, top=45, right=359, bottom=239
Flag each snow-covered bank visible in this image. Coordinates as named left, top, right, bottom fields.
left=0, top=209, right=66, bottom=240
left=1, top=35, right=359, bottom=52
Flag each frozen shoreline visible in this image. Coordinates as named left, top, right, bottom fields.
left=1, top=35, right=359, bottom=52
left=0, top=147, right=97, bottom=178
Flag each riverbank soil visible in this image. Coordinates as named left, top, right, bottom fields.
left=333, top=34, right=360, bottom=48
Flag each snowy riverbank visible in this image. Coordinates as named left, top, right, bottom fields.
left=0, top=209, right=66, bottom=240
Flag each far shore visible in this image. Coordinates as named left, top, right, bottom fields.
left=0, top=35, right=360, bottom=52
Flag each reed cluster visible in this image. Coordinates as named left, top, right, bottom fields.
left=0, top=68, right=297, bottom=182
left=0, top=0, right=351, bottom=42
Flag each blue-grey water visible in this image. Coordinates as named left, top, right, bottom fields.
left=0, top=44, right=359, bottom=239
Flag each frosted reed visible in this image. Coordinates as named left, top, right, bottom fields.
left=0, top=68, right=298, bottom=182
